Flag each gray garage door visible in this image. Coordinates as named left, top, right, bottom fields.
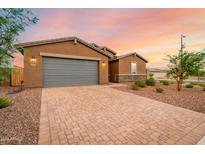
left=43, top=57, right=98, bottom=87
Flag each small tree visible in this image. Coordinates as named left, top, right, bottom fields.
left=0, top=8, right=38, bottom=85
left=166, top=50, right=205, bottom=91
left=191, top=68, right=205, bottom=82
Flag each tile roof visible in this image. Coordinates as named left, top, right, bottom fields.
left=110, top=52, right=148, bottom=63
left=18, top=37, right=115, bottom=58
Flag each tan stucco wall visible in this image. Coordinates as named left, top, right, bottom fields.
left=119, top=55, right=147, bottom=75
left=24, top=41, right=108, bottom=88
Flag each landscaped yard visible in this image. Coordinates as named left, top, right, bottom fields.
left=113, top=82, right=205, bottom=114
left=0, top=84, right=205, bottom=145
left=0, top=88, right=41, bottom=144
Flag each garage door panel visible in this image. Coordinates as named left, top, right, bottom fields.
left=44, top=79, right=97, bottom=85
left=43, top=57, right=98, bottom=87
left=44, top=75, right=98, bottom=79
left=44, top=66, right=97, bottom=71
left=44, top=62, right=97, bottom=67
left=44, top=58, right=97, bottom=65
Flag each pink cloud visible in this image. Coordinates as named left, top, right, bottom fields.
left=18, top=9, right=205, bottom=68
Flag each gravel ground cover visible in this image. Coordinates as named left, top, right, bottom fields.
left=0, top=87, right=41, bottom=144
left=113, top=83, right=205, bottom=114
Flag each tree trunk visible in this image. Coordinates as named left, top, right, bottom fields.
left=176, top=79, right=182, bottom=91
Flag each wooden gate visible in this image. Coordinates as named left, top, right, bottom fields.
left=11, top=67, right=24, bottom=86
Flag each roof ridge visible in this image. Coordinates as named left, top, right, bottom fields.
left=17, top=36, right=115, bottom=58
left=110, top=51, right=148, bottom=63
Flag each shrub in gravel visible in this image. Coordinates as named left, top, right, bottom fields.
left=160, top=80, right=169, bottom=85
left=132, top=84, right=139, bottom=90
left=185, top=83, right=194, bottom=88
left=169, top=81, right=175, bottom=84
left=146, top=78, right=156, bottom=86
left=198, top=83, right=205, bottom=87
left=0, top=97, right=11, bottom=109
left=134, top=80, right=146, bottom=88
left=156, top=87, right=164, bottom=93
left=146, top=73, right=156, bottom=86
left=190, top=82, right=198, bottom=85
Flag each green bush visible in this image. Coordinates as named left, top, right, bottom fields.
left=156, top=87, right=164, bottom=93
left=185, top=83, right=194, bottom=88
left=134, top=80, right=146, bottom=88
left=160, top=80, right=169, bottom=85
left=168, top=81, right=175, bottom=84
left=146, top=78, right=156, bottom=86
left=146, top=73, right=156, bottom=86
left=149, top=73, right=154, bottom=78
left=198, top=83, right=205, bottom=87
left=0, top=97, right=11, bottom=109
left=190, top=82, right=198, bottom=85
left=132, top=84, right=139, bottom=90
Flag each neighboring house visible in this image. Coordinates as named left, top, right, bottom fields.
left=20, top=37, right=148, bottom=88
left=109, top=52, right=148, bottom=82
left=147, top=68, right=168, bottom=79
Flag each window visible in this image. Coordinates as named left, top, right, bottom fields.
left=131, top=62, right=137, bottom=74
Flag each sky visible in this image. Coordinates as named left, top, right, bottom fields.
left=17, top=8, right=205, bottom=68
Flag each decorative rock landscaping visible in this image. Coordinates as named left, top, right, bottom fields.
left=0, top=88, right=41, bottom=144
left=113, top=83, right=205, bottom=114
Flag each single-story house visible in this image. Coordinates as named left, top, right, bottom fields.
left=20, top=37, right=148, bottom=88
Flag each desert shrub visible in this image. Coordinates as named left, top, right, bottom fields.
left=146, top=73, right=156, bottom=86
left=160, top=80, right=169, bottom=85
left=198, top=83, right=205, bottom=87
left=185, top=83, right=194, bottom=88
left=132, top=84, right=139, bottom=90
left=156, top=87, right=164, bottom=93
left=146, top=78, right=156, bottom=86
left=149, top=73, right=154, bottom=78
left=134, top=80, right=146, bottom=88
left=190, top=82, right=198, bottom=85
left=0, top=97, right=11, bottom=109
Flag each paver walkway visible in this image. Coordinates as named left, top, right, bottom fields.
left=39, top=85, right=205, bottom=144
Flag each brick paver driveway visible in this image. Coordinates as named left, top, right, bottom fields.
left=39, top=85, right=205, bottom=144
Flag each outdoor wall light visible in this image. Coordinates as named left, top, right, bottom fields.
left=30, top=57, right=37, bottom=66
left=102, top=61, right=106, bottom=67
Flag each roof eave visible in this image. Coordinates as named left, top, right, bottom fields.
left=109, top=52, right=148, bottom=63
left=17, top=37, right=114, bottom=58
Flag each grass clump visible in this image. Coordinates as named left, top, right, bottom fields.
left=132, top=84, right=139, bottom=90
left=134, top=80, right=146, bottom=88
left=155, top=87, right=164, bottom=93
left=185, top=83, right=194, bottom=88
left=0, top=97, right=11, bottom=109
left=160, top=80, right=169, bottom=85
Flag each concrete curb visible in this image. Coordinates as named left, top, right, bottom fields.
left=197, top=136, right=205, bottom=145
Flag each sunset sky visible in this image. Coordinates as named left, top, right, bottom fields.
left=18, top=8, right=205, bottom=68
